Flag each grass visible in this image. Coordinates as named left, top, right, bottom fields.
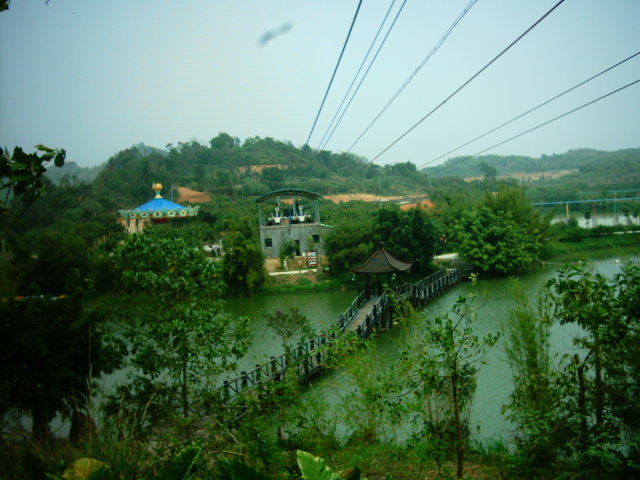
left=544, top=233, right=640, bottom=262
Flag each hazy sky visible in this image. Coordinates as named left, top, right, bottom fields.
left=1, top=0, right=639, bottom=168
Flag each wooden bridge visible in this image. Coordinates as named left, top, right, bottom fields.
left=214, top=267, right=465, bottom=411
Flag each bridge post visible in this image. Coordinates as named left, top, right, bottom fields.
left=223, top=380, right=230, bottom=402
left=240, top=371, right=247, bottom=389
left=270, top=356, right=279, bottom=381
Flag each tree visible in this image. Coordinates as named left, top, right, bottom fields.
left=222, top=222, right=267, bottom=292
left=278, top=239, right=297, bottom=269
left=114, top=233, right=250, bottom=418
left=503, top=282, right=559, bottom=476
left=11, top=228, right=94, bottom=295
left=374, top=207, right=437, bottom=273
left=1, top=145, right=65, bottom=240
left=506, top=264, right=640, bottom=478
left=478, top=161, right=497, bottom=183
left=264, top=307, right=313, bottom=354
left=0, top=296, right=121, bottom=438
left=454, top=187, right=547, bottom=275
left=324, top=218, right=374, bottom=276
left=404, top=296, right=498, bottom=478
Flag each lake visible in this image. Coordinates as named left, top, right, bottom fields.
left=225, top=251, right=640, bottom=441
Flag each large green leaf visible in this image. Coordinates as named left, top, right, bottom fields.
left=296, top=451, right=342, bottom=480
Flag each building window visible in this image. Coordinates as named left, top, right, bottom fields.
left=312, top=234, right=320, bottom=243
left=265, top=238, right=272, bottom=247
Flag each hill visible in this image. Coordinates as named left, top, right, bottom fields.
left=44, top=161, right=104, bottom=184
left=423, top=148, right=640, bottom=180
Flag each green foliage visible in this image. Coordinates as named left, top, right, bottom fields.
left=279, top=239, right=297, bottom=268
left=374, top=207, right=437, bottom=273
left=324, top=218, right=374, bottom=276
left=502, top=283, right=558, bottom=476
left=325, top=205, right=438, bottom=276
left=156, top=444, right=201, bottom=480
left=1, top=144, right=65, bottom=238
left=403, top=296, right=498, bottom=478
left=11, top=228, right=95, bottom=295
left=264, top=307, right=314, bottom=353
left=297, top=450, right=344, bottom=480
left=506, top=263, right=640, bottom=479
left=112, top=233, right=250, bottom=419
left=213, top=457, right=271, bottom=480
left=46, top=458, right=112, bottom=480
left=0, top=296, right=122, bottom=438
left=222, top=222, right=267, bottom=292
left=454, top=187, right=548, bottom=275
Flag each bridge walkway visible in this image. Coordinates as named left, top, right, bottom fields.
left=345, top=295, right=381, bottom=333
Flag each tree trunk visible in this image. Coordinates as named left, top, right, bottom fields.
left=574, top=354, right=587, bottom=449
left=452, top=371, right=464, bottom=479
left=594, top=336, right=604, bottom=427
left=32, top=407, right=52, bottom=441
left=181, top=362, right=189, bottom=418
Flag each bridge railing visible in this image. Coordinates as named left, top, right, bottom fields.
left=214, top=267, right=465, bottom=407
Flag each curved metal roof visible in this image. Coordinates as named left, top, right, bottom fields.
left=255, top=188, right=322, bottom=203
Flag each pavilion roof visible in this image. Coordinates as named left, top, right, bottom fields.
left=133, top=197, right=187, bottom=212
left=118, top=183, right=199, bottom=220
left=351, top=243, right=413, bottom=274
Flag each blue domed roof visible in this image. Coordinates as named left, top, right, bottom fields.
left=133, top=197, right=188, bottom=212
left=118, top=183, right=199, bottom=221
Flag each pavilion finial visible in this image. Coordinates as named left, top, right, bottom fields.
left=152, top=183, right=163, bottom=198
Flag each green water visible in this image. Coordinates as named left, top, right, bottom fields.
left=226, top=252, right=639, bottom=441
left=224, top=290, right=356, bottom=371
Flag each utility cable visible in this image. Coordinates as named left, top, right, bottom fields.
left=366, top=0, right=566, bottom=164
left=311, top=0, right=409, bottom=166
left=311, top=0, right=400, bottom=163
left=420, top=49, right=640, bottom=169
left=348, top=0, right=478, bottom=153
left=298, top=0, right=364, bottom=165
left=428, top=78, right=640, bottom=176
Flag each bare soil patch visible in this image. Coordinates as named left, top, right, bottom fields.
left=175, top=186, right=211, bottom=203
left=464, top=169, right=577, bottom=182
left=236, top=164, right=288, bottom=174
left=324, top=193, right=411, bottom=204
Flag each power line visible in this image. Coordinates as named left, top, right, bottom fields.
left=420, top=49, right=640, bottom=170
left=428, top=78, right=640, bottom=176
left=297, top=0, right=364, bottom=165
left=310, top=0, right=401, bottom=164
left=348, top=0, right=479, bottom=153
left=366, top=0, right=567, bottom=165
left=312, top=0, right=409, bottom=165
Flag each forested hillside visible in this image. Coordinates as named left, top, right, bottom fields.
left=46, top=135, right=639, bottom=211
left=423, top=148, right=640, bottom=182
left=84, top=134, right=431, bottom=207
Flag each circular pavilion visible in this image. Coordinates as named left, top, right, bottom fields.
left=119, top=183, right=199, bottom=234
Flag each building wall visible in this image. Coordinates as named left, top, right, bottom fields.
left=259, top=223, right=330, bottom=258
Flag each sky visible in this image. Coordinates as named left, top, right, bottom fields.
left=1, top=0, right=639, bottom=169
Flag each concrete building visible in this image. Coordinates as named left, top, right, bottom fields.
left=256, top=189, right=331, bottom=258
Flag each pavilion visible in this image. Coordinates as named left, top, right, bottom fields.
left=352, top=243, right=413, bottom=297
left=118, top=183, right=199, bottom=234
